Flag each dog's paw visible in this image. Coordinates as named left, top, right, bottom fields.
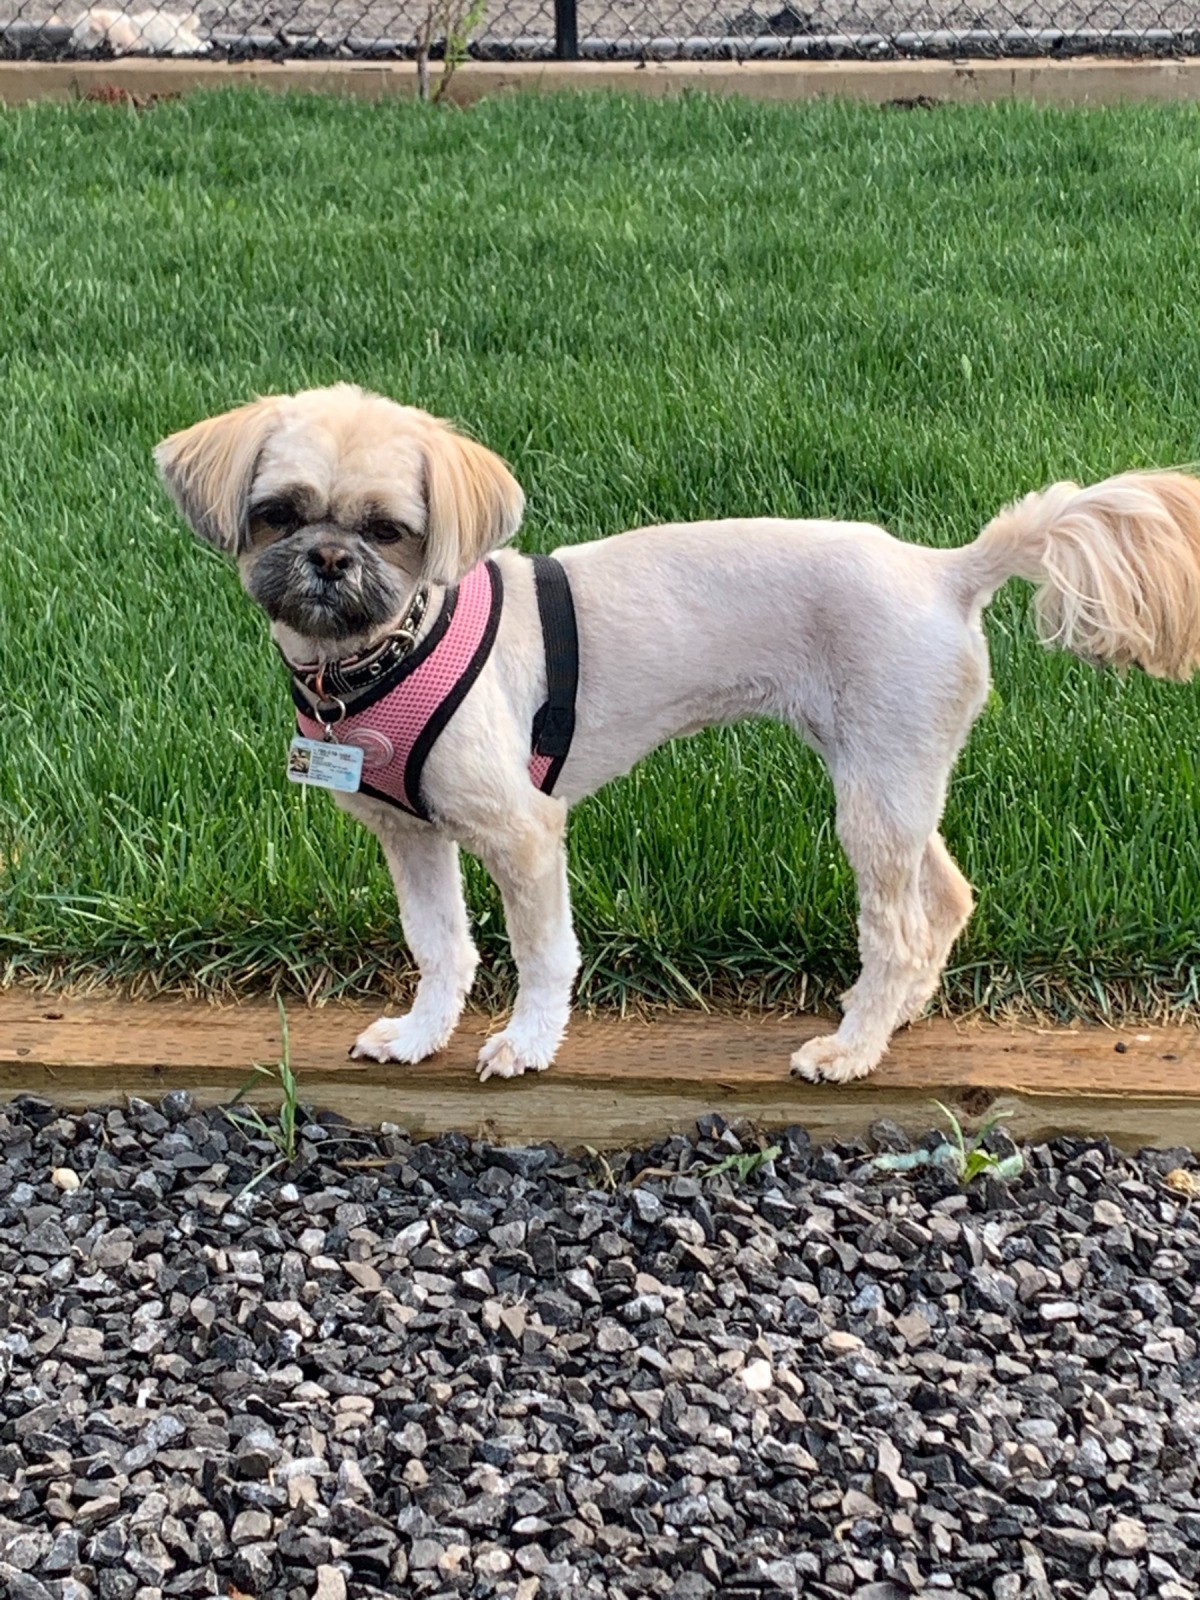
left=789, top=1033, right=878, bottom=1085
left=476, top=1031, right=554, bottom=1084
left=350, top=1014, right=445, bottom=1065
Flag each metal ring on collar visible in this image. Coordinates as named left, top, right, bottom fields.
left=314, top=697, right=348, bottom=728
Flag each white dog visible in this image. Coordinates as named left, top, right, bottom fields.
left=155, top=385, right=1200, bottom=1085
left=70, top=7, right=209, bottom=54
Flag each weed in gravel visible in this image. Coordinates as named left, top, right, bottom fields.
left=1164, top=1166, right=1200, bottom=1201
left=585, top=1147, right=621, bottom=1191
left=627, top=1139, right=784, bottom=1190
left=874, top=1101, right=1024, bottom=1185
left=223, top=998, right=303, bottom=1189
left=696, top=1143, right=783, bottom=1184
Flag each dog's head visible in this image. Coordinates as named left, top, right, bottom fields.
left=154, top=384, right=524, bottom=653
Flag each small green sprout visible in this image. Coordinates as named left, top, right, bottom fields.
left=696, top=1143, right=782, bottom=1183
left=873, top=1101, right=1023, bottom=1186
left=223, top=997, right=303, bottom=1192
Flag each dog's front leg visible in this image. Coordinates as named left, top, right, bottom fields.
left=473, top=797, right=579, bottom=1082
left=351, top=826, right=478, bottom=1064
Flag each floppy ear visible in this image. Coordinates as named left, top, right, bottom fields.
left=422, top=423, right=525, bottom=585
left=154, top=396, right=282, bottom=555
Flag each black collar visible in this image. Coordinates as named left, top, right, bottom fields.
left=284, top=586, right=430, bottom=715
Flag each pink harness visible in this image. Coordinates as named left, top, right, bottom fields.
left=292, top=558, right=577, bottom=822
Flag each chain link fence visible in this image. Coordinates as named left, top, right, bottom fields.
left=3, top=0, right=1198, bottom=68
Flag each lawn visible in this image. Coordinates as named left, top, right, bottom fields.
left=2, top=88, right=1200, bottom=1015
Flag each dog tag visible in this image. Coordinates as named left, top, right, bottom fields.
left=287, top=736, right=363, bottom=793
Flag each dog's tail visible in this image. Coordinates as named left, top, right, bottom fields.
left=948, top=470, right=1200, bottom=682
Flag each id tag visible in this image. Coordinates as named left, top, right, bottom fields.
left=287, top=736, right=363, bottom=794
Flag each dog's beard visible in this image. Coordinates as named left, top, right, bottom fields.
left=247, top=542, right=405, bottom=644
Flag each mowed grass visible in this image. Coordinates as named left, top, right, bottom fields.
left=3, top=89, right=1200, bottom=1014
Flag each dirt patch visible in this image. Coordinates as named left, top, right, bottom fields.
left=82, top=78, right=179, bottom=102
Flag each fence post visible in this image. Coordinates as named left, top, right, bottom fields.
left=554, top=0, right=578, bottom=58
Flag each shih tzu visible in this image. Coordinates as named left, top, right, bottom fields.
left=155, top=384, right=1200, bottom=1085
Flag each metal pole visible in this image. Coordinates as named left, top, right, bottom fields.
left=554, top=0, right=578, bottom=58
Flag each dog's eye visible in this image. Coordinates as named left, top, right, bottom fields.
left=252, top=501, right=301, bottom=535
left=363, top=520, right=410, bottom=545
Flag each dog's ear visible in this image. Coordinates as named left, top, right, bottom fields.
left=154, top=396, right=283, bottom=555
left=421, top=422, right=525, bottom=586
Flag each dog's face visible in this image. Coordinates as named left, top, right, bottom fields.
left=155, top=384, right=525, bottom=654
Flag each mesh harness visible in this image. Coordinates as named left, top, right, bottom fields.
left=291, top=555, right=578, bottom=823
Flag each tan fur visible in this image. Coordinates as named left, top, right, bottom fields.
left=421, top=423, right=526, bottom=587
left=155, top=397, right=284, bottom=554
left=955, top=470, right=1200, bottom=682
left=156, top=386, right=523, bottom=586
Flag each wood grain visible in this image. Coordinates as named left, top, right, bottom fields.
left=2, top=991, right=1197, bottom=1150
left=8, top=60, right=1200, bottom=112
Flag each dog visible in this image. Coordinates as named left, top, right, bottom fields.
left=155, top=384, right=1200, bottom=1085
left=69, top=7, right=209, bottom=54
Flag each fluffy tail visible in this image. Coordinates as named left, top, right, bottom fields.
left=950, top=470, right=1200, bottom=682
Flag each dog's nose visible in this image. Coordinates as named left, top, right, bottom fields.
left=308, top=544, right=353, bottom=579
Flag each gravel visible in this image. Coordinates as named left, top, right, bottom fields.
left=1, top=1093, right=1199, bottom=1600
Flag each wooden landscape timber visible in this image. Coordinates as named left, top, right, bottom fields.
left=1, top=990, right=1197, bottom=1151
left=8, top=58, right=1200, bottom=110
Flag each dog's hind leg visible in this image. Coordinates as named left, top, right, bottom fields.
left=472, top=794, right=581, bottom=1082
left=837, top=833, right=974, bottom=1029
left=895, top=831, right=974, bottom=1025
left=351, top=825, right=478, bottom=1064
left=791, top=767, right=944, bottom=1085
left=799, top=615, right=987, bottom=1080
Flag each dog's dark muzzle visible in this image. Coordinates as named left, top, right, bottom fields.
left=247, top=538, right=401, bottom=640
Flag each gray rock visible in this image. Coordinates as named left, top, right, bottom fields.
left=230, top=1543, right=275, bottom=1592
left=1, top=1533, right=52, bottom=1572
left=408, top=1540, right=444, bottom=1570
left=313, top=1566, right=347, bottom=1600
left=0, top=1566, right=55, bottom=1600
left=40, top=1531, right=81, bottom=1575
left=1, top=1101, right=1198, bottom=1600
left=1108, top=1519, right=1148, bottom=1556
left=230, top=1510, right=273, bottom=1546
left=631, top=1190, right=664, bottom=1225
left=1038, top=1301, right=1082, bottom=1323
left=1043, top=1527, right=1105, bottom=1563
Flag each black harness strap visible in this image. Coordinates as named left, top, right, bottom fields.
left=396, top=562, right=504, bottom=822
left=530, top=553, right=579, bottom=796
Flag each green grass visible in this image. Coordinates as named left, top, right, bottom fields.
left=3, top=89, right=1200, bottom=1015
